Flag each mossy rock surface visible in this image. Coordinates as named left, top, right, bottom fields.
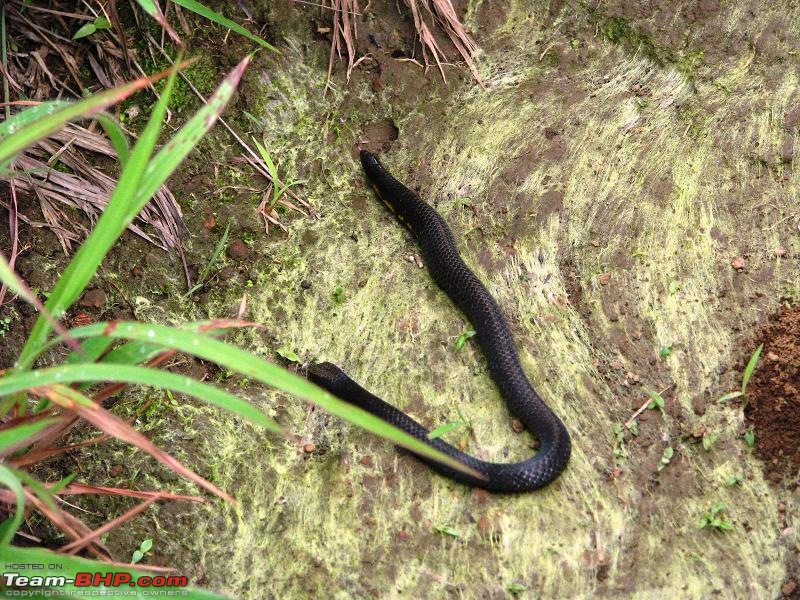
left=56, top=1, right=800, bottom=597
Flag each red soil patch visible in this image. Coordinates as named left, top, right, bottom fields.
left=745, top=306, right=800, bottom=482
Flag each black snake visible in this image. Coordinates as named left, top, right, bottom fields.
left=307, top=150, right=571, bottom=492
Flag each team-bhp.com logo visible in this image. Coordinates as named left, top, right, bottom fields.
left=3, top=564, right=189, bottom=596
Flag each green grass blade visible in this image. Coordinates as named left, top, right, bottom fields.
left=50, top=472, right=77, bottom=494
left=741, top=343, right=763, bottom=395
left=172, top=0, right=277, bottom=51
left=101, top=341, right=166, bottom=365
left=16, top=61, right=183, bottom=369
left=131, top=56, right=250, bottom=214
left=0, top=546, right=226, bottom=598
left=55, top=322, right=483, bottom=478
left=95, top=113, right=131, bottom=166
left=0, top=418, right=57, bottom=454
left=427, top=420, right=466, bottom=440
left=196, top=223, right=230, bottom=285
left=0, top=70, right=179, bottom=168
left=37, top=319, right=251, bottom=366
left=0, top=101, right=71, bottom=138
left=64, top=337, right=115, bottom=365
left=0, top=466, right=24, bottom=545
left=0, top=364, right=280, bottom=433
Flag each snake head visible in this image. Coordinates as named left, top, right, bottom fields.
left=307, top=361, right=351, bottom=393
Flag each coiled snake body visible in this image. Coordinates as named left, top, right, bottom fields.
left=307, top=150, right=571, bottom=492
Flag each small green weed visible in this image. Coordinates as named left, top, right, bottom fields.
left=658, top=447, right=674, bottom=470
left=131, top=538, right=153, bottom=564
left=73, top=16, right=112, bottom=40
left=253, top=140, right=304, bottom=210
left=333, top=285, right=345, bottom=304
left=434, top=524, right=460, bottom=537
left=185, top=223, right=230, bottom=297
left=719, top=344, right=763, bottom=405
left=702, top=433, right=718, bottom=452
left=700, top=502, right=733, bottom=531
left=725, top=474, right=743, bottom=487
left=507, top=582, right=527, bottom=594
left=743, top=429, right=755, bottom=448
left=276, top=347, right=300, bottom=363
left=647, top=390, right=665, bottom=412
left=454, top=329, right=476, bottom=351
left=428, top=408, right=470, bottom=441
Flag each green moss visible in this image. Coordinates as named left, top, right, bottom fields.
left=599, top=17, right=661, bottom=64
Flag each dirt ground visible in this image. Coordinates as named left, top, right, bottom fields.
left=2, top=0, right=800, bottom=597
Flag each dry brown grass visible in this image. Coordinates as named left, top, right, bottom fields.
left=403, top=0, right=482, bottom=84
left=1, top=1, right=187, bottom=266
left=321, top=0, right=482, bottom=86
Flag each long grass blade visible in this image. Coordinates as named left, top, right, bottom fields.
left=0, top=418, right=57, bottom=456
left=172, top=0, right=277, bottom=51
left=16, top=60, right=183, bottom=368
left=56, top=321, right=483, bottom=478
left=0, top=466, right=24, bottom=545
left=0, top=65, right=189, bottom=168
left=0, top=364, right=280, bottom=433
left=18, top=57, right=247, bottom=369
left=132, top=56, right=251, bottom=214
left=95, top=113, right=131, bottom=166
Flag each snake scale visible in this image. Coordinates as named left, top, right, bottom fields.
left=307, top=150, right=571, bottom=492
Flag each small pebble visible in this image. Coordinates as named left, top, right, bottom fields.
left=731, top=256, right=745, bottom=270
left=79, top=288, right=107, bottom=309
left=227, top=239, right=251, bottom=261
left=303, top=443, right=316, bottom=453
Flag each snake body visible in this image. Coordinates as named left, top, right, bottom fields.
left=307, top=150, right=571, bottom=492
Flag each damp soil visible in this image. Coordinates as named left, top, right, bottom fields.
left=746, top=307, right=800, bottom=483
left=2, top=0, right=800, bottom=598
